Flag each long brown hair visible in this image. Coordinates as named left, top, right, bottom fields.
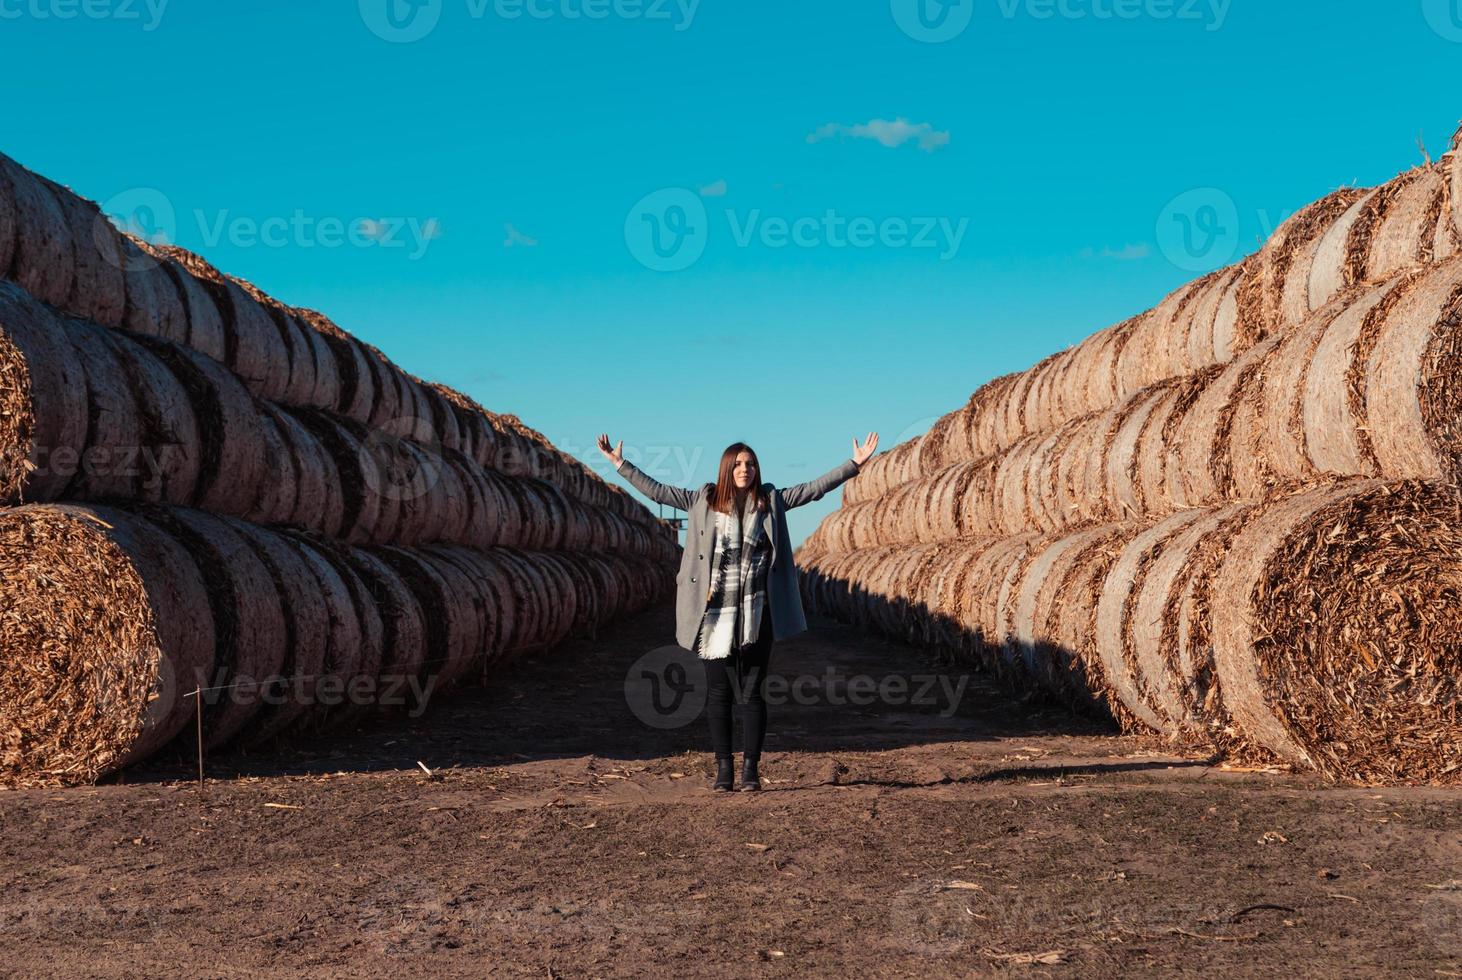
left=705, top=442, right=770, bottom=515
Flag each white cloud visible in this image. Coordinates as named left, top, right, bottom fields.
left=1082, top=243, right=1151, bottom=261
left=698, top=179, right=728, bottom=197
left=807, top=118, right=950, bottom=152
left=503, top=223, right=538, bottom=247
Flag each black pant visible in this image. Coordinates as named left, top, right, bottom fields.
left=702, top=610, right=773, bottom=760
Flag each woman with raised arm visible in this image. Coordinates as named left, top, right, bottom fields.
left=597, top=433, right=879, bottom=792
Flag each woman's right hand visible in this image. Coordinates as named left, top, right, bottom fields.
left=596, top=433, right=624, bottom=468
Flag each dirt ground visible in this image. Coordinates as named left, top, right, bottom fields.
left=0, top=603, right=1457, bottom=979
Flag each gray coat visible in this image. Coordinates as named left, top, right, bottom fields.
left=615, top=456, right=862, bottom=650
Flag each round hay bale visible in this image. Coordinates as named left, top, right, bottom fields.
left=287, top=534, right=381, bottom=731
left=276, top=534, right=368, bottom=733
left=1184, top=265, right=1241, bottom=371
left=0, top=284, right=90, bottom=502
left=1104, top=384, right=1170, bottom=522
left=421, top=385, right=463, bottom=455
left=1054, top=411, right=1108, bottom=527
left=1022, top=428, right=1066, bottom=534
left=1256, top=305, right=1339, bottom=485
left=294, top=308, right=375, bottom=423
left=1093, top=510, right=1200, bottom=731
left=1074, top=405, right=1124, bottom=523
left=137, top=506, right=287, bottom=749
left=245, top=408, right=300, bottom=528
left=99, top=328, right=202, bottom=504
left=1210, top=479, right=1462, bottom=783
left=1271, top=190, right=1366, bottom=330
left=342, top=550, right=427, bottom=705
left=223, top=516, right=331, bottom=743
left=1365, top=259, right=1462, bottom=479
left=1209, top=260, right=1247, bottom=361
left=1169, top=503, right=1257, bottom=746
left=375, top=547, right=478, bottom=693
left=121, top=238, right=190, bottom=344
left=1131, top=382, right=1189, bottom=517
left=149, top=249, right=227, bottom=361
left=1007, top=526, right=1107, bottom=692
left=1300, top=278, right=1395, bottom=477
left=167, top=248, right=290, bottom=402
left=293, top=409, right=381, bottom=545
left=1171, top=340, right=1276, bottom=509
left=64, top=314, right=144, bottom=500
left=422, top=547, right=497, bottom=674
left=489, top=473, right=532, bottom=549
left=37, top=176, right=125, bottom=327
left=133, top=337, right=267, bottom=518
left=232, top=278, right=319, bottom=408
left=1126, top=501, right=1250, bottom=734
left=1364, top=167, right=1444, bottom=283
left=0, top=155, right=74, bottom=308
left=0, top=155, right=17, bottom=279
left=1452, top=150, right=1462, bottom=241
left=363, top=344, right=405, bottom=434
left=1028, top=525, right=1125, bottom=720
left=270, top=405, right=345, bottom=539
left=1224, top=360, right=1275, bottom=501
left=0, top=504, right=214, bottom=787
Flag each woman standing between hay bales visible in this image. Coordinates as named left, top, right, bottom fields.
left=598, top=434, right=878, bottom=791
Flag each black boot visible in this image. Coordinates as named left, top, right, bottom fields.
left=712, top=755, right=735, bottom=792
left=738, top=755, right=761, bottom=792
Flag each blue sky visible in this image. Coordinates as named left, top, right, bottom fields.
left=2, top=1, right=1460, bottom=545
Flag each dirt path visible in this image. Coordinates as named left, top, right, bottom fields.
left=0, top=605, right=1457, bottom=978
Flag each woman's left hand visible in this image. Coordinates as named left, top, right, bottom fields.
left=851, top=431, right=879, bottom=467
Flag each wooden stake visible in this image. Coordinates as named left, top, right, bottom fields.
left=192, top=687, right=205, bottom=790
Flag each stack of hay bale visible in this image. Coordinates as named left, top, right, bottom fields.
left=0, top=152, right=679, bottom=787
left=798, top=130, right=1462, bottom=785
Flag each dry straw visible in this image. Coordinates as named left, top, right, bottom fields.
left=800, top=479, right=1462, bottom=784
left=0, top=502, right=671, bottom=788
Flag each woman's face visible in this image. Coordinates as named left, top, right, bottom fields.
left=732, top=451, right=757, bottom=489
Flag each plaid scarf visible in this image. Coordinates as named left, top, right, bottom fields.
left=695, top=493, right=772, bottom=661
